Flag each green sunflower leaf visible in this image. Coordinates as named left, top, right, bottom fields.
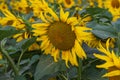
left=16, top=37, right=37, bottom=52
left=82, top=58, right=108, bottom=80
left=0, top=26, right=21, bottom=40
left=0, top=60, right=7, bottom=64
left=92, top=24, right=117, bottom=39
left=112, top=19, right=120, bottom=32
left=0, top=73, right=13, bottom=80
left=14, top=75, right=26, bottom=80
left=85, top=7, right=112, bottom=21
left=34, top=55, right=67, bottom=80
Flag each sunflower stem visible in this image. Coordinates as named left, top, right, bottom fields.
left=0, top=39, right=19, bottom=76
left=61, top=74, right=68, bottom=80
left=17, top=50, right=24, bottom=69
left=77, top=58, right=82, bottom=80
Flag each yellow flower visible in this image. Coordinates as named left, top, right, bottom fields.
left=0, top=2, right=8, bottom=11
left=94, top=39, right=120, bottom=79
left=77, top=15, right=92, bottom=27
left=57, top=0, right=63, bottom=4
left=13, top=32, right=40, bottom=51
left=48, top=0, right=63, bottom=4
left=97, top=0, right=104, bottom=8
left=88, top=0, right=95, bottom=7
left=99, top=0, right=120, bottom=21
left=86, top=37, right=115, bottom=48
left=0, top=9, right=25, bottom=29
left=10, top=0, right=31, bottom=14
left=32, top=6, right=93, bottom=67
left=0, top=10, right=39, bottom=51
left=63, top=0, right=75, bottom=8
left=30, top=0, right=49, bottom=18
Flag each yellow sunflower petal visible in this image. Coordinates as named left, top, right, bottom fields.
left=40, top=12, right=49, bottom=23
left=16, top=36, right=23, bottom=42
left=112, top=50, right=120, bottom=68
left=40, top=38, right=49, bottom=49
left=106, top=38, right=110, bottom=51
left=60, top=6, right=69, bottom=22
left=74, top=40, right=86, bottom=59
left=103, top=70, right=120, bottom=77
left=48, top=8, right=59, bottom=21
left=0, top=53, right=2, bottom=59
left=32, top=30, right=47, bottom=35
left=37, top=35, right=48, bottom=41
left=3, top=10, right=16, bottom=19
left=62, top=51, right=69, bottom=67
left=98, top=43, right=112, bottom=58
left=44, top=43, right=53, bottom=54
left=51, top=47, right=59, bottom=62
left=93, top=53, right=111, bottom=61
left=71, top=48, right=78, bottom=66
left=96, top=62, right=114, bottom=69
left=32, top=23, right=50, bottom=28
left=44, top=13, right=54, bottom=22
left=13, top=33, right=22, bottom=38
left=67, top=51, right=75, bottom=65
left=67, top=17, right=78, bottom=24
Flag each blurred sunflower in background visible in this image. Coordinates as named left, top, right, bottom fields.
left=85, top=37, right=115, bottom=48
left=30, top=0, right=49, bottom=18
left=1, top=0, right=120, bottom=80
left=32, top=4, right=93, bottom=66
left=10, top=0, right=31, bottom=14
left=0, top=1, right=8, bottom=11
left=97, top=0, right=120, bottom=21
left=0, top=7, right=39, bottom=51
left=63, top=0, right=75, bottom=8
left=94, top=39, right=120, bottom=80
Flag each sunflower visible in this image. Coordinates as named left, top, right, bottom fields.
left=102, top=0, right=120, bottom=21
left=0, top=9, right=25, bottom=29
left=0, top=2, right=8, bottom=11
left=0, top=9, right=39, bottom=51
left=94, top=39, right=120, bottom=80
left=97, top=0, right=104, bottom=8
left=87, top=0, right=95, bottom=7
left=85, top=37, right=115, bottom=48
left=29, top=0, right=49, bottom=18
left=63, top=0, right=75, bottom=8
left=32, top=6, right=93, bottom=66
left=48, top=0, right=63, bottom=4
left=10, top=0, right=31, bottom=14
left=13, top=32, right=40, bottom=51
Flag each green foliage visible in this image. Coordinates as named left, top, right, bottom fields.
left=82, top=58, right=108, bottom=80
left=0, top=0, right=120, bottom=80
left=92, top=24, right=117, bottom=39
left=34, top=55, right=67, bottom=80
left=85, top=7, right=112, bottom=21
left=0, top=26, right=21, bottom=40
left=14, top=75, right=26, bottom=80
left=16, top=37, right=37, bottom=52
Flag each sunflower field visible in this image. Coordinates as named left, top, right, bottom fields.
left=0, top=0, right=120, bottom=80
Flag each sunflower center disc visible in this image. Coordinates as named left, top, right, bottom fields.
left=111, top=0, right=120, bottom=8
left=48, top=22, right=76, bottom=51
left=65, top=0, right=71, bottom=5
